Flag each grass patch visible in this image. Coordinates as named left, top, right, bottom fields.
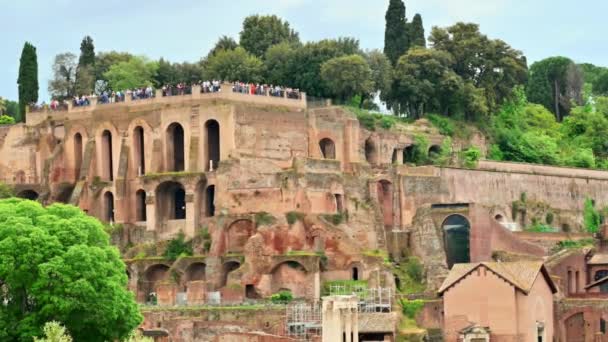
left=550, top=238, right=595, bottom=254
left=363, top=249, right=390, bottom=264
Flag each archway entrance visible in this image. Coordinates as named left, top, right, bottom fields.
left=442, top=214, right=470, bottom=268
left=403, top=145, right=416, bottom=164
left=220, top=261, right=241, bottom=287
left=365, top=138, right=376, bottom=164
left=101, top=130, right=113, bottom=181
left=103, top=191, right=115, bottom=222
left=156, top=182, right=186, bottom=220
left=74, top=133, right=83, bottom=180
left=133, top=126, right=145, bottom=175
left=136, top=189, right=147, bottom=222
left=166, top=123, right=185, bottom=171
left=319, top=138, right=336, bottom=159
left=205, top=120, right=220, bottom=171
left=205, top=185, right=215, bottom=217
left=17, top=190, right=39, bottom=201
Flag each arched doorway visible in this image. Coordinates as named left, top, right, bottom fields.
left=220, top=261, right=241, bottom=287
left=135, top=189, right=147, bottom=222
left=352, top=267, right=359, bottom=281
left=17, top=190, right=39, bottom=201
left=205, top=185, right=215, bottom=217
left=565, top=312, right=585, bottom=342
left=133, top=126, right=145, bottom=175
left=144, top=264, right=170, bottom=302
left=205, top=120, right=220, bottom=171
left=166, top=123, right=185, bottom=171
left=442, top=214, right=471, bottom=268
left=403, top=145, right=416, bottom=164
left=319, top=138, right=336, bottom=159
left=74, top=133, right=83, bottom=180
left=156, top=181, right=186, bottom=220
left=365, top=138, right=376, bottom=164
left=103, top=191, right=115, bottom=222
left=185, top=262, right=206, bottom=282
left=101, top=130, right=114, bottom=181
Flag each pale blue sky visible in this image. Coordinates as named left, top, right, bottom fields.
left=1, top=0, right=606, bottom=101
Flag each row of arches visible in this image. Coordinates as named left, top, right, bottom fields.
left=72, top=119, right=221, bottom=182
left=101, top=181, right=216, bottom=224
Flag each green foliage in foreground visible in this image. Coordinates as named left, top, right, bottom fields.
left=33, top=322, right=72, bottom=342
left=0, top=199, right=141, bottom=341
left=0, top=114, right=16, bottom=125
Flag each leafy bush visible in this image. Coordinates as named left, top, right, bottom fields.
left=255, top=212, right=276, bottom=227
left=322, top=212, right=347, bottom=225
left=584, top=198, right=601, bottom=234
left=427, top=114, right=454, bottom=136
left=430, top=137, right=452, bottom=166
left=0, top=182, right=13, bottom=199
left=270, top=290, right=293, bottom=303
left=404, top=257, right=423, bottom=283
left=379, top=116, right=396, bottom=129
left=0, top=115, right=16, bottom=125
left=461, top=146, right=481, bottom=168
left=525, top=223, right=556, bottom=233
left=399, top=299, right=425, bottom=319
left=285, top=211, right=305, bottom=225
left=163, top=231, right=193, bottom=260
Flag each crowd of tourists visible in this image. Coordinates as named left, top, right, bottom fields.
left=231, top=82, right=301, bottom=99
left=200, top=80, right=222, bottom=93
left=161, top=83, right=190, bottom=97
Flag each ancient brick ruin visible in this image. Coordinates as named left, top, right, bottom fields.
left=4, top=84, right=608, bottom=341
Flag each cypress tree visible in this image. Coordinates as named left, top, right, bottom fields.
left=76, top=36, right=96, bottom=95
left=17, top=42, right=38, bottom=121
left=383, top=0, right=409, bottom=65
left=409, top=13, right=426, bottom=48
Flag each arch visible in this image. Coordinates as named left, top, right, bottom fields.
left=135, top=189, right=147, bottom=222
left=103, top=191, right=115, bottom=222
left=319, top=138, right=336, bottom=159
left=166, top=123, right=185, bottom=172
left=17, top=189, right=38, bottom=200
left=377, top=180, right=394, bottom=228
left=101, top=130, right=114, bottom=181
left=73, top=133, right=83, bottom=180
left=226, top=219, right=254, bottom=253
left=155, top=181, right=186, bottom=220
left=220, top=261, right=241, bottom=287
left=205, top=185, right=215, bottom=217
left=204, top=120, right=220, bottom=171
left=404, top=145, right=416, bottom=164
left=352, top=266, right=359, bottom=281
left=185, top=262, right=206, bottom=282
left=143, top=264, right=170, bottom=301
left=565, top=312, right=585, bottom=342
left=365, top=137, right=376, bottom=164
left=133, top=126, right=145, bottom=175
left=271, top=260, right=308, bottom=274
left=270, top=261, right=308, bottom=297
left=442, top=214, right=471, bottom=269
left=428, top=145, right=441, bottom=158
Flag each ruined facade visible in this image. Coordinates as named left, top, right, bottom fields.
left=5, top=84, right=608, bottom=340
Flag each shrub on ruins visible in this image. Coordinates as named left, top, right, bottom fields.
left=270, top=290, right=294, bottom=303
left=584, top=198, right=601, bottom=234
left=0, top=199, right=142, bottom=341
left=0, top=114, right=16, bottom=125
left=163, top=231, right=193, bottom=260
left=460, top=146, right=481, bottom=169
left=0, top=182, right=13, bottom=198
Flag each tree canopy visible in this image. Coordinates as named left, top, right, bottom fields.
left=383, top=0, right=409, bottom=65
left=409, top=13, right=426, bottom=48
left=239, top=15, right=300, bottom=57
left=321, top=54, right=373, bottom=102
left=0, top=199, right=142, bottom=341
left=48, top=53, right=78, bottom=100
left=103, top=56, right=158, bottom=91
left=18, top=42, right=38, bottom=121
left=204, top=47, right=263, bottom=82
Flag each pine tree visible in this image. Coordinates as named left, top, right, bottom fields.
left=17, top=42, right=38, bottom=122
left=76, top=36, right=96, bottom=95
left=409, top=13, right=426, bottom=48
left=383, top=0, right=409, bottom=65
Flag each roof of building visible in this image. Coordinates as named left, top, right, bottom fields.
left=588, top=253, right=608, bottom=265
left=438, top=261, right=558, bottom=295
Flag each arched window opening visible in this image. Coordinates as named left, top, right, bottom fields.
left=205, top=185, right=215, bottom=217
left=17, top=190, right=39, bottom=201
left=156, top=181, right=186, bottom=221
left=74, top=133, right=83, bottom=180
left=365, top=138, right=376, bottom=164
left=404, top=145, right=416, bottom=164
left=103, top=191, right=115, bottom=222
left=166, top=123, right=185, bottom=172
left=428, top=145, right=441, bottom=159
left=319, top=138, right=336, bottom=159
left=133, top=126, right=145, bottom=175
left=136, top=189, right=147, bottom=222
left=442, top=214, right=471, bottom=269
left=220, top=261, right=241, bottom=287
left=101, top=130, right=114, bottom=181
left=144, top=264, right=169, bottom=303
left=205, top=120, right=220, bottom=171
left=352, top=267, right=359, bottom=281
left=334, top=194, right=343, bottom=212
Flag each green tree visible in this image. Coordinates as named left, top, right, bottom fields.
left=408, top=13, right=426, bottom=48
left=592, top=70, right=608, bottom=96
left=526, top=57, right=583, bottom=121
left=383, top=0, right=409, bottom=65
left=18, top=42, right=39, bottom=121
left=207, top=35, right=238, bottom=57
left=34, top=322, right=72, bottom=342
left=205, top=47, right=263, bottom=82
left=0, top=199, right=142, bottom=341
left=430, top=23, right=528, bottom=113
left=366, top=50, right=393, bottom=99
left=239, top=15, right=300, bottom=57
left=3, top=98, right=19, bottom=119
left=75, top=36, right=96, bottom=95
left=48, top=53, right=78, bottom=100
left=264, top=43, right=296, bottom=86
left=78, top=36, right=95, bottom=67
left=154, top=57, right=177, bottom=86
left=320, top=54, right=373, bottom=103
left=94, top=51, right=134, bottom=82
left=103, top=56, right=159, bottom=91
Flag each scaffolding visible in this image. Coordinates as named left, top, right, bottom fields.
left=286, top=302, right=322, bottom=341
left=359, top=287, right=392, bottom=313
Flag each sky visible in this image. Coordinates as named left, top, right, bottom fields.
left=1, top=0, right=607, bottom=101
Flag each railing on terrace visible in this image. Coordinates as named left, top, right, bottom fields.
left=26, top=83, right=319, bottom=123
